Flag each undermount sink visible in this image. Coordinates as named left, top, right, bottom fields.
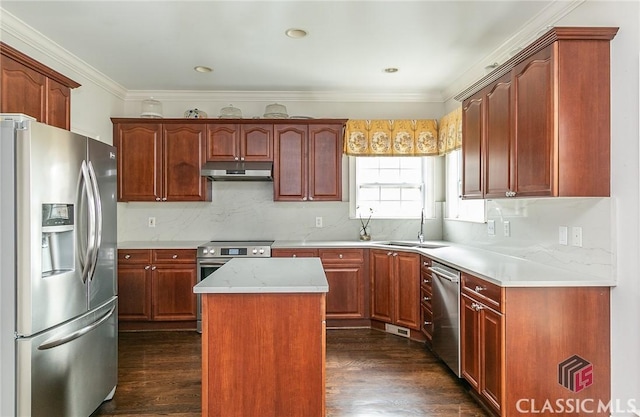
left=382, top=241, right=447, bottom=249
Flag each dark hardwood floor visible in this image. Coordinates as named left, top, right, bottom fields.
left=92, top=329, right=489, bottom=417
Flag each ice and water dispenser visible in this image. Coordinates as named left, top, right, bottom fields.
left=41, top=203, right=74, bottom=277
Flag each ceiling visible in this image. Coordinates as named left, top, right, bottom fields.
left=1, top=1, right=569, bottom=100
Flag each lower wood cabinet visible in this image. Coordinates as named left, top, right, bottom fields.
left=460, top=272, right=611, bottom=417
left=370, top=249, right=420, bottom=331
left=117, top=249, right=197, bottom=330
left=271, top=248, right=368, bottom=322
left=419, top=256, right=434, bottom=343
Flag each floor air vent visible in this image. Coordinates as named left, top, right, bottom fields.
left=384, top=323, right=410, bottom=338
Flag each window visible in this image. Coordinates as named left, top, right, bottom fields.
left=445, top=149, right=485, bottom=222
left=350, top=156, right=435, bottom=219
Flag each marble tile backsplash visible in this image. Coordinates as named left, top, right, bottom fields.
left=117, top=181, right=442, bottom=244
left=443, top=198, right=614, bottom=279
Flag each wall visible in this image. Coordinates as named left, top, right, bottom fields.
left=443, top=1, right=639, bottom=414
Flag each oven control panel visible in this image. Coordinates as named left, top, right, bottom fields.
left=197, top=241, right=273, bottom=258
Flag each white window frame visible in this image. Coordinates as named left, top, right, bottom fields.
left=349, top=156, right=436, bottom=220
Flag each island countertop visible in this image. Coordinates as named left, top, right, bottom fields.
left=193, top=257, right=329, bottom=294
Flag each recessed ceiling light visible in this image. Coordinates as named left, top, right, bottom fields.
left=383, top=67, right=399, bottom=73
left=285, top=28, right=308, bottom=39
left=194, top=66, right=213, bottom=73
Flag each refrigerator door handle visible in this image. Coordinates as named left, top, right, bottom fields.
left=37, top=305, right=116, bottom=350
left=87, top=161, right=103, bottom=281
left=79, top=160, right=97, bottom=284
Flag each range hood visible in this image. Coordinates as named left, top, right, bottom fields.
left=200, top=161, right=273, bottom=181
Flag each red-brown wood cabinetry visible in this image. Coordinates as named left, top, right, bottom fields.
left=459, top=27, right=617, bottom=199
left=1, top=42, right=79, bottom=130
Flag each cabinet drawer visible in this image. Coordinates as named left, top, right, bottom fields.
left=152, top=249, right=196, bottom=264
left=421, top=305, right=433, bottom=336
left=420, top=286, right=432, bottom=309
left=420, top=271, right=432, bottom=290
left=118, top=249, right=151, bottom=264
left=461, top=273, right=503, bottom=312
left=319, top=249, right=364, bottom=264
left=271, top=248, right=319, bottom=258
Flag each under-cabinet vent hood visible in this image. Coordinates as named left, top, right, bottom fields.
left=201, top=161, right=273, bottom=181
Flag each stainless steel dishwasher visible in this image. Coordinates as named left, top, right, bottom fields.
left=428, top=261, right=461, bottom=377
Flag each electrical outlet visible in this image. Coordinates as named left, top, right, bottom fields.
left=559, top=226, right=568, bottom=245
left=572, top=226, right=582, bottom=247
left=315, top=217, right=323, bottom=228
left=487, top=220, right=495, bottom=236
left=503, top=221, right=511, bottom=237
left=148, top=217, right=156, bottom=228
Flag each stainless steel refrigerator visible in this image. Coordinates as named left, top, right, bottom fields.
left=0, top=114, right=118, bottom=417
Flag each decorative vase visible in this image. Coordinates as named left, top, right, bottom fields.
left=359, top=227, right=371, bottom=241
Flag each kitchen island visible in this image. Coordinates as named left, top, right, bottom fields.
left=193, top=257, right=329, bottom=417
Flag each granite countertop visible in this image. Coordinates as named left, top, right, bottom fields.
left=193, top=257, right=329, bottom=294
left=119, top=239, right=615, bottom=288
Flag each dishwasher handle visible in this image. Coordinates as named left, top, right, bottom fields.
left=428, top=266, right=460, bottom=283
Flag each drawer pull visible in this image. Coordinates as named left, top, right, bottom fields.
left=124, top=254, right=131, bottom=259
left=423, top=279, right=430, bottom=284
left=172, top=254, right=178, bottom=259
left=475, top=285, right=487, bottom=292
left=471, top=302, right=484, bottom=311
left=424, top=321, right=433, bottom=326
left=423, top=261, right=429, bottom=267
left=423, top=296, right=431, bottom=302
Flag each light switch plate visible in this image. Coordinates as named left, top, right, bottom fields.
left=487, top=220, right=495, bottom=236
left=559, top=226, right=568, bottom=245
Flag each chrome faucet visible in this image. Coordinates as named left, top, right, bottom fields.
left=418, top=208, right=425, bottom=243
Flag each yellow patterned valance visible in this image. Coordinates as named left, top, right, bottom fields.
left=437, top=107, right=462, bottom=155
left=343, top=119, right=439, bottom=156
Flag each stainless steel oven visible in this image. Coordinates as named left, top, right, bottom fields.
left=196, top=240, right=273, bottom=332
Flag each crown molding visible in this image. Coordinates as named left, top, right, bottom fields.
left=441, top=0, right=585, bottom=102
left=124, top=89, right=444, bottom=103
left=1, top=8, right=128, bottom=100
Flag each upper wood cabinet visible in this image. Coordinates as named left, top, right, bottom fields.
left=274, top=123, right=344, bottom=202
left=458, top=27, right=618, bottom=199
left=206, top=123, right=273, bottom=162
left=112, top=120, right=211, bottom=202
left=1, top=42, right=80, bottom=130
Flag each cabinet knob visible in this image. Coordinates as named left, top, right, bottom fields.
left=240, top=157, right=245, bottom=161
left=423, top=279, right=430, bottom=284
left=505, top=190, right=517, bottom=197
left=392, top=252, right=398, bottom=257
left=339, top=254, right=343, bottom=259
left=292, top=254, right=297, bottom=258
left=424, top=321, right=433, bottom=326
left=423, top=261, right=429, bottom=267
left=144, top=265, right=151, bottom=270
left=162, top=197, right=167, bottom=201
left=302, top=197, right=307, bottom=201
left=234, top=156, right=239, bottom=161
left=423, top=296, right=431, bottom=302
left=151, top=266, right=157, bottom=270
left=471, top=302, right=484, bottom=311
left=172, top=254, right=178, bottom=259
left=124, top=254, right=131, bottom=259
left=387, top=251, right=393, bottom=256
left=309, top=196, right=314, bottom=200
left=475, top=285, right=487, bottom=292
left=155, top=197, right=161, bottom=201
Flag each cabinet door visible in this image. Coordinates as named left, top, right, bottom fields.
left=163, top=124, right=209, bottom=201
left=46, top=78, right=71, bottom=130
left=241, top=124, right=273, bottom=161
left=206, top=124, right=238, bottom=161
left=274, top=125, right=307, bottom=201
left=461, top=294, right=481, bottom=390
left=308, top=124, right=342, bottom=201
left=512, top=46, right=554, bottom=196
left=484, top=74, right=512, bottom=198
left=394, top=252, right=420, bottom=330
left=151, top=264, right=197, bottom=321
left=462, top=95, right=484, bottom=198
left=481, top=307, right=503, bottom=414
left=115, top=123, right=163, bottom=202
left=323, top=265, right=365, bottom=319
left=370, top=250, right=393, bottom=322
left=117, top=264, right=152, bottom=321
left=1, top=55, right=46, bottom=123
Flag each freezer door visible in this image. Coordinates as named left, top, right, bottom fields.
left=16, top=121, right=88, bottom=336
left=86, top=139, right=117, bottom=308
left=16, top=298, right=118, bottom=417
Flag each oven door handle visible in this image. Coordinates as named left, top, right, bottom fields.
left=198, top=260, right=229, bottom=267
